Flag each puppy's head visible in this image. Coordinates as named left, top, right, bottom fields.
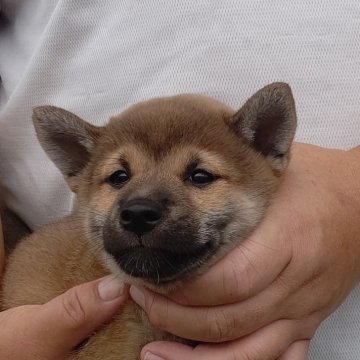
left=33, top=83, right=296, bottom=287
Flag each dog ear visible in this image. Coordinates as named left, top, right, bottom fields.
left=229, top=82, right=297, bottom=172
left=32, top=106, right=103, bottom=191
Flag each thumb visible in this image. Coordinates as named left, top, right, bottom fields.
left=34, top=275, right=127, bottom=357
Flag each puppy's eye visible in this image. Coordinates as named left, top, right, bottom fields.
left=108, top=170, right=130, bottom=187
left=189, top=169, right=216, bottom=187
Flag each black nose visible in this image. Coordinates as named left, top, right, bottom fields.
left=120, top=199, right=163, bottom=236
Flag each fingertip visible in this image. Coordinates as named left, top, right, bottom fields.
left=141, top=341, right=191, bottom=360
left=97, top=275, right=127, bottom=301
left=142, top=350, right=166, bottom=360
left=129, top=285, right=146, bottom=309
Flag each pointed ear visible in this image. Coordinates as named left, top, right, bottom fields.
left=229, top=82, right=297, bottom=172
left=32, top=106, right=103, bottom=191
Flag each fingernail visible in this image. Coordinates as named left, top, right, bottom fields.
left=143, top=351, right=165, bottom=360
left=98, top=275, right=124, bottom=301
left=129, top=286, right=145, bottom=308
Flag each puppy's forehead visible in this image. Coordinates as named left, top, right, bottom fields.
left=101, top=95, right=237, bottom=155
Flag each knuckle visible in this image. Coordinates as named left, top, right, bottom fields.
left=207, top=319, right=223, bottom=342
left=225, top=346, right=255, bottom=360
left=61, top=286, right=88, bottom=329
left=230, top=265, right=247, bottom=300
left=225, top=246, right=258, bottom=301
left=224, top=347, right=242, bottom=360
left=241, top=345, right=280, bottom=360
left=239, top=352, right=252, bottom=360
left=207, top=310, right=233, bottom=342
left=147, top=308, right=164, bottom=328
left=147, top=296, right=168, bottom=330
left=297, top=316, right=321, bottom=339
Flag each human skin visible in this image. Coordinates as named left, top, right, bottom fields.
left=0, top=215, right=4, bottom=275
left=1, top=142, right=359, bottom=359
left=1, top=217, right=128, bottom=359
left=129, top=142, right=360, bottom=360
left=0, top=274, right=127, bottom=360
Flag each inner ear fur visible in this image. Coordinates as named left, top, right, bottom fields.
left=32, top=106, right=103, bottom=191
left=229, top=82, right=297, bottom=172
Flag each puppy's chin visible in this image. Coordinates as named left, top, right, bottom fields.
left=97, top=218, right=219, bottom=288
left=102, top=241, right=214, bottom=288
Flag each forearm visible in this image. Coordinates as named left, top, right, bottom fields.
left=350, top=144, right=360, bottom=153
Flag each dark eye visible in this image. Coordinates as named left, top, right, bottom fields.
left=108, top=170, right=130, bottom=187
left=189, top=169, right=216, bottom=187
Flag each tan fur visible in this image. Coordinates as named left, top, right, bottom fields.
left=2, top=217, right=168, bottom=359
left=1, top=83, right=297, bottom=359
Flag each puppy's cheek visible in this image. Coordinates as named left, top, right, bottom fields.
left=195, top=193, right=267, bottom=265
left=83, top=185, right=120, bottom=218
left=82, top=198, right=119, bottom=252
left=214, top=196, right=267, bottom=260
left=100, top=250, right=129, bottom=282
left=87, top=214, right=104, bottom=241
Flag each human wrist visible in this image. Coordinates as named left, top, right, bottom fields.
left=292, top=142, right=360, bottom=200
left=347, top=145, right=360, bottom=207
left=291, top=142, right=360, bottom=280
left=349, top=145, right=360, bottom=157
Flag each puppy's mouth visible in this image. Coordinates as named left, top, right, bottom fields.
left=105, top=242, right=214, bottom=285
left=97, top=210, right=232, bottom=286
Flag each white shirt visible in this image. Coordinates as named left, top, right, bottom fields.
left=0, top=1, right=359, bottom=358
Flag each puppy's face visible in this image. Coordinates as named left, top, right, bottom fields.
left=33, top=83, right=296, bottom=287
left=78, top=99, right=278, bottom=285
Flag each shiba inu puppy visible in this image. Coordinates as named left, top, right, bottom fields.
left=1, top=83, right=297, bottom=359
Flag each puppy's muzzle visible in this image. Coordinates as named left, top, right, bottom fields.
left=120, top=199, right=163, bottom=236
left=103, top=197, right=213, bottom=283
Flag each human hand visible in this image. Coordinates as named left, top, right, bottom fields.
left=129, top=143, right=360, bottom=360
left=0, top=275, right=127, bottom=360
left=0, top=215, right=4, bottom=275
